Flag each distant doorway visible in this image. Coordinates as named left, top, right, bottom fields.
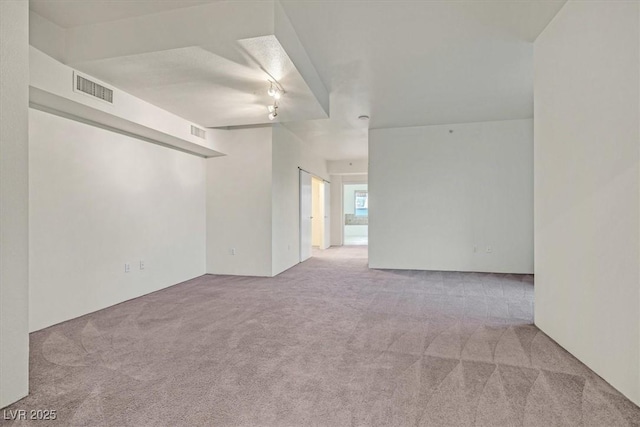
left=344, top=183, right=368, bottom=245
left=300, top=169, right=330, bottom=262
left=311, top=176, right=325, bottom=249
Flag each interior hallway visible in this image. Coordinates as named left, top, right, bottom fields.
left=2, top=247, right=638, bottom=426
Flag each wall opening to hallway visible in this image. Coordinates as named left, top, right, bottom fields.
left=343, top=183, right=368, bottom=245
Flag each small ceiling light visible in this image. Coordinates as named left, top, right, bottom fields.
left=268, top=103, right=278, bottom=121
left=358, top=115, right=370, bottom=121
left=266, top=80, right=284, bottom=121
left=267, top=80, right=284, bottom=97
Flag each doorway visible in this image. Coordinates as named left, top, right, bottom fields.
left=300, top=169, right=330, bottom=262
left=311, top=177, right=324, bottom=249
left=343, top=183, right=368, bottom=245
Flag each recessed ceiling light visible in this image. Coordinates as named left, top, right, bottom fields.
left=358, top=115, right=369, bottom=121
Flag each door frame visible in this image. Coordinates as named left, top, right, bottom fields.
left=321, top=180, right=330, bottom=250
left=299, top=169, right=312, bottom=262
left=299, top=167, right=330, bottom=261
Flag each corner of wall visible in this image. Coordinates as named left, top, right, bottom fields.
left=206, top=126, right=274, bottom=277
left=0, top=0, right=29, bottom=409
left=534, top=0, right=640, bottom=405
left=29, top=10, right=66, bottom=63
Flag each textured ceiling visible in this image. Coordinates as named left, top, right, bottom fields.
left=279, top=0, right=567, bottom=160
left=29, top=0, right=567, bottom=161
left=29, top=0, right=222, bottom=28
left=73, top=40, right=328, bottom=127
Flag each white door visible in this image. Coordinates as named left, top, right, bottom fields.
left=322, top=181, right=330, bottom=249
left=299, top=170, right=312, bottom=262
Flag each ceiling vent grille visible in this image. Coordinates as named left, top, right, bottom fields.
left=190, top=125, right=206, bottom=139
left=74, top=73, right=113, bottom=103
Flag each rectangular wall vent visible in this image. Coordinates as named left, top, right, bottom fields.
left=74, top=73, right=113, bottom=103
left=191, top=125, right=206, bottom=139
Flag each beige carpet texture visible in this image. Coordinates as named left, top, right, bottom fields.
left=2, top=246, right=639, bottom=426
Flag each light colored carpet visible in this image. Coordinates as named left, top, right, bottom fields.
left=2, top=246, right=639, bottom=426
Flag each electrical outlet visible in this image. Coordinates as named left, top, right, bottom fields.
left=140, top=261, right=145, bottom=270
left=486, top=246, right=492, bottom=253
left=124, top=263, right=130, bottom=273
left=473, top=246, right=477, bottom=253
left=230, top=248, right=236, bottom=255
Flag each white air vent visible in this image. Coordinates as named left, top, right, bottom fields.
left=190, top=125, right=206, bottom=139
left=73, top=72, right=113, bottom=103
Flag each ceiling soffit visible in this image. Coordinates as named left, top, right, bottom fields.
left=34, top=1, right=329, bottom=129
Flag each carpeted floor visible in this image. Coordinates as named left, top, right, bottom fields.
left=2, top=246, right=639, bottom=426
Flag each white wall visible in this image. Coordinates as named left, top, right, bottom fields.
left=330, top=175, right=344, bottom=246
left=0, top=0, right=29, bottom=409
left=369, top=119, right=533, bottom=273
left=206, top=125, right=327, bottom=277
left=206, top=127, right=273, bottom=277
left=344, top=226, right=368, bottom=239
left=534, top=1, right=640, bottom=404
left=272, top=125, right=328, bottom=275
left=29, top=109, right=206, bottom=331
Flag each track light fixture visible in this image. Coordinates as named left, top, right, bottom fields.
left=268, top=102, right=278, bottom=121
left=267, top=80, right=284, bottom=98
left=266, top=80, right=284, bottom=121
